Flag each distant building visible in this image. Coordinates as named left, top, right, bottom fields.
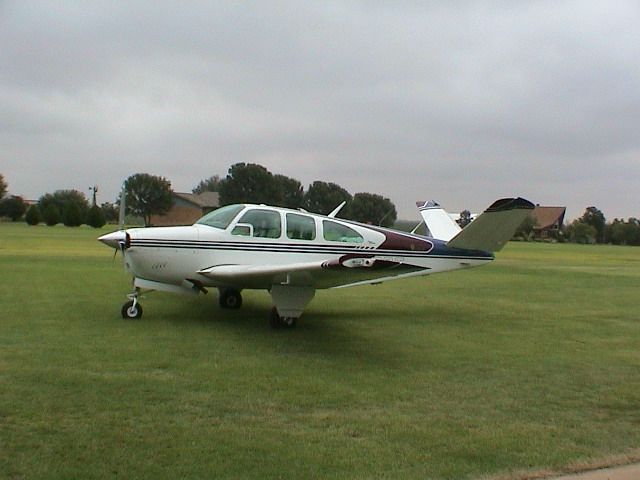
left=531, top=206, right=566, bottom=239
left=150, top=192, right=219, bottom=226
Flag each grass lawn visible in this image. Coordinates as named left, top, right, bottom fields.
left=1, top=223, right=639, bottom=479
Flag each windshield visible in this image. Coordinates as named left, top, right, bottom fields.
left=196, top=204, right=245, bottom=229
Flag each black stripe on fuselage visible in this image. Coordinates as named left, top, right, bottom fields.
left=128, top=239, right=492, bottom=261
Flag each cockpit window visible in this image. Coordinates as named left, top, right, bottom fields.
left=322, top=220, right=364, bottom=243
left=196, top=204, right=245, bottom=229
left=234, top=209, right=282, bottom=238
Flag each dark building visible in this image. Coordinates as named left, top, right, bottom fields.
left=150, top=192, right=219, bottom=226
left=531, top=206, right=566, bottom=239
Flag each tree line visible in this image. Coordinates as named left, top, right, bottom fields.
left=192, top=163, right=398, bottom=227
left=564, top=206, right=640, bottom=246
left=2, top=169, right=639, bottom=245
left=0, top=163, right=398, bottom=228
left=508, top=205, right=640, bottom=246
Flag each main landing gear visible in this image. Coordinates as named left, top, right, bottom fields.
left=219, top=288, right=297, bottom=328
left=269, top=307, right=297, bottom=329
left=218, top=288, right=242, bottom=309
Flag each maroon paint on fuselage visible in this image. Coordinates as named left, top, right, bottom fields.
left=367, top=226, right=433, bottom=252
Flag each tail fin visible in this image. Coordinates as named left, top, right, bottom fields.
left=416, top=200, right=461, bottom=241
left=447, top=197, right=534, bottom=252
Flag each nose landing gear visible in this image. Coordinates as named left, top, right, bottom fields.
left=121, top=290, right=143, bottom=319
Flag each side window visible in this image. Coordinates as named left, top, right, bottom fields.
left=233, top=209, right=281, bottom=238
left=286, top=213, right=316, bottom=240
left=322, top=220, right=364, bottom=243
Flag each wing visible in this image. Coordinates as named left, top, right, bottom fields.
left=197, top=254, right=428, bottom=290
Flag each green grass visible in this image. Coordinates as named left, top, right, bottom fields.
left=1, top=223, right=639, bottom=479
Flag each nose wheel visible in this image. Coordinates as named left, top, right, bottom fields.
left=121, top=291, right=143, bottom=319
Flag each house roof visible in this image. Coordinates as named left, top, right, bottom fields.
left=532, top=206, right=566, bottom=230
left=174, top=191, right=219, bottom=208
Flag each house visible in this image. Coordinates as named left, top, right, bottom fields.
left=150, top=191, right=219, bottom=226
left=531, top=206, right=566, bottom=239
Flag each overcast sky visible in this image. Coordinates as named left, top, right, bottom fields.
left=2, top=1, right=639, bottom=220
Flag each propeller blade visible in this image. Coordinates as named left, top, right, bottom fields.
left=118, top=184, right=126, bottom=227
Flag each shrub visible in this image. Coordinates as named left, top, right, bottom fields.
left=0, top=195, right=27, bottom=221
left=63, top=202, right=84, bottom=227
left=43, top=204, right=61, bottom=226
left=25, top=205, right=42, bottom=225
left=86, top=205, right=106, bottom=228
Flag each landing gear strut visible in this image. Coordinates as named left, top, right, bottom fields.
left=269, top=307, right=297, bottom=329
left=121, top=291, right=143, bottom=319
left=219, top=288, right=242, bottom=309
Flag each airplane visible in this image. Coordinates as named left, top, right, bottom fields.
left=98, top=197, right=534, bottom=328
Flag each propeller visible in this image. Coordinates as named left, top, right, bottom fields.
left=118, top=183, right=126, bottom=227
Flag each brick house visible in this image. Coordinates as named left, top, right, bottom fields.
left=150, top=192, right=219, bottom=226
left=531, top=206, right=566, bottom=239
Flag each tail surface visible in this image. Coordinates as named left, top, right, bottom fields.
left=416, top=200, right=461, bottom=241
left=446, top=197, right=534, bottom=252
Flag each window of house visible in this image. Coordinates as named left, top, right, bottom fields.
left=322, top=220, right=364, bottom=243
left=286, top=213, right=316, bottom=240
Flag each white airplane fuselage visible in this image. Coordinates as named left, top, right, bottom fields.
left=111, top=209, right=493, bottom=291
left=99, top=199, right=534, bottom=327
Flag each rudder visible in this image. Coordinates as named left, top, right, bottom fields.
left=446, top=197, right=534, bottom=252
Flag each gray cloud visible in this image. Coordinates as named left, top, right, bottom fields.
left=1, top=0, right=639, bottom=220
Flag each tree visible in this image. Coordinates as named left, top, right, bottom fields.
left=25, top=204, right=42, bottom=225
left=193, top=175, right=222, bottom=195
left=0, top=195, right=27, bottom=221
left=86, top=205, right=106, bottom=228
left=0, top=174, right=7, bottom=199
left=63, top=202, right=84, bottom=226
left=513, top=214, right=536, bottom=241
left=218, top=163, right=280, bottom=206
left=456, top=210, right=472, bottom=228
left=624, top=218, right=640, bottom=246
left=580, top=206, right=606, bottom=243
left=39, top=190, right=90, bottom=223
left=100, top=202, right=119, bottom=223
left=345, top=192, right=397, bottom=227
left=273, top=174, right=304, bottom=209
left=302, top=181, right=352, bottom=216
left=124, top=173, right=173, bottom=226
left=43, top=204, right=61, bottom=226
left=566, top=219, right=597, bottom=244
left=605, top=218, right=640, bottom=246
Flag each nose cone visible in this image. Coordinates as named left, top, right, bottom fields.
left=98, top=230, right=126, bottom=249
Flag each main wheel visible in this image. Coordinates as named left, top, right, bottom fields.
left=269, top=307, right=297, bottom=329
left=121, top=300, right=143, bottom=319
left=219, top=288, right=242, bottom=309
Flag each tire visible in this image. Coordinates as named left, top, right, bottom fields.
left=121, top=300, right=143, bottom=319
left=219, top=288, right=242, bottom=309
left=269, top=307, right=281, bottom=329
left=269, top=307, right=297, bottom=329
